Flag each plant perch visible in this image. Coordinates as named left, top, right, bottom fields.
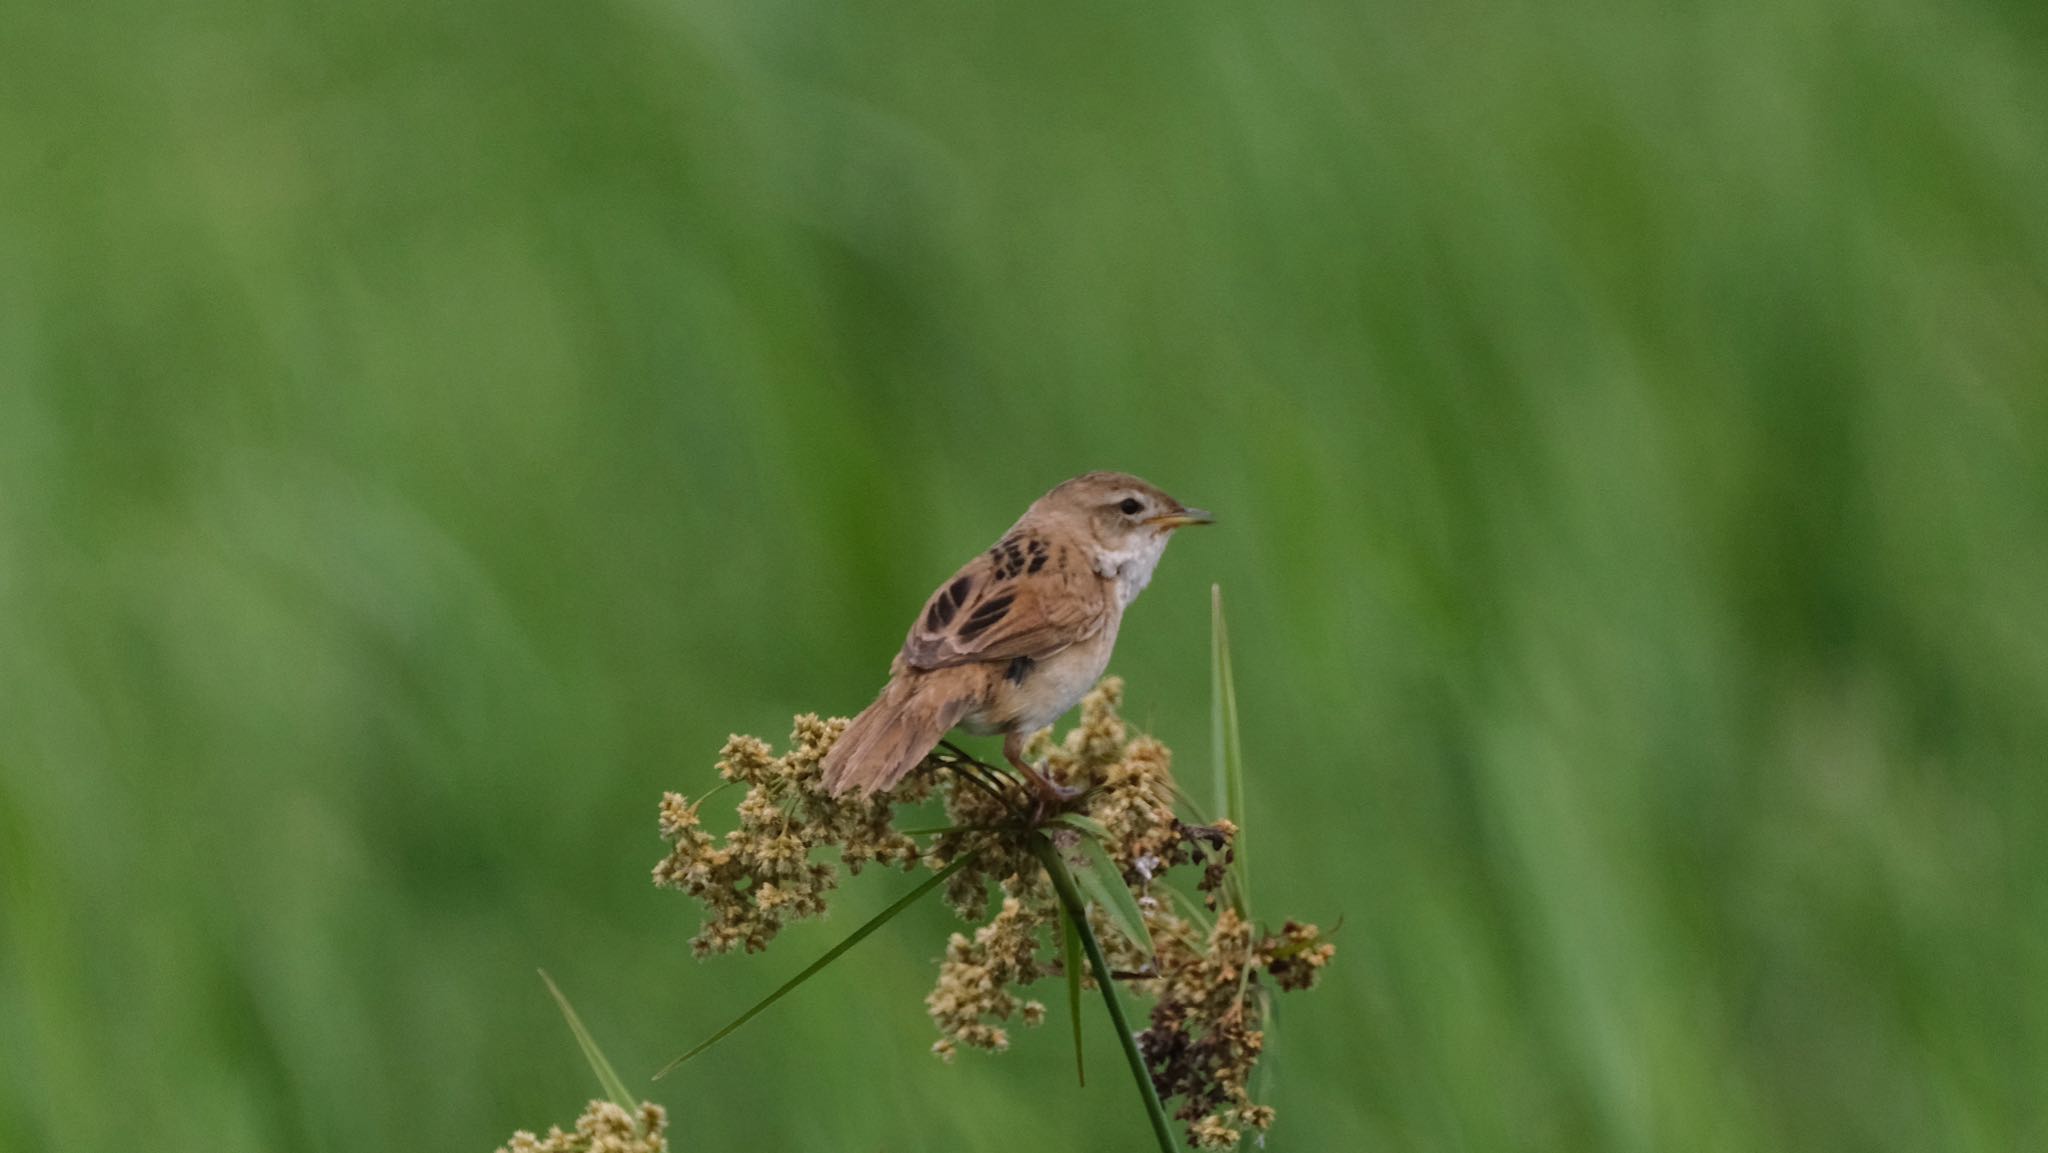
left=501, top=592, right=1334, bottom=1151
left=643, top=596, right=1331, bottom=1150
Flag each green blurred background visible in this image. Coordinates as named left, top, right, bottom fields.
left=3, top=0, right=2046, bottom=1148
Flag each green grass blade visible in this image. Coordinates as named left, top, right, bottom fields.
left=1210, top=584, right=1249, bottom=914
left=1032, top=835, right=1176, bottom=1153
left=1060, top=903, right=1086, bottom=1087
left=539, top=969, right=637, bottom=1112
left=1162, top=881, right=1218, bottom=935
left=1048, top=812, right=1111, bottom=840
left=652, top=849, right=979, bottom=1080
left=1070, top=835, right=1155, bottom=956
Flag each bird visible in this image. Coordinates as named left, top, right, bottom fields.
left=821, top=471, right=1212, bottom=801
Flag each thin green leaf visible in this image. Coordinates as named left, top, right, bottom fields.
left=1031, top=835, right=1176, bottom=1153
left=1060, top=903, right=1086, bottom=1087
left=652, top=850, right=979, bottom=1080
left=1069, top=836, right=1154, bottom=956
left=1162, top=881, right=1218, bottom=935
left=1167, top=780, right=1214, bottom=825
left=1048, top=812, right=1111, bottom=841
left=1210, top=584, right=1250, bottom=914
left=539, top=969, right=636, bottom=1112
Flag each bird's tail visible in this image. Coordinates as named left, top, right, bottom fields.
left=822, top=671, right=974, bottom=797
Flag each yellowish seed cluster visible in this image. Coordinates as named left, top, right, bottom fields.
left=925, top=896, right=1053, bottom=1054
left=652, top=714, right=930, bottom=956
left=1036, top=675, right=1131, bottom=790
left=928, top=762, right=1035, bottom=921
left=495, top=1101, right=667, bottom=1153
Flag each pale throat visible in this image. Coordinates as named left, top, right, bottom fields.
left=1090, top=530, right=1172, bottom=608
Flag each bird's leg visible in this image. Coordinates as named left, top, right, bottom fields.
left=1004, top=729, right=1080, bottom=813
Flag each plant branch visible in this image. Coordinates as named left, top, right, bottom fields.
left=1030, top=834, right=1176, bottom=1153
left=932, top=744, right=1025, bottom=817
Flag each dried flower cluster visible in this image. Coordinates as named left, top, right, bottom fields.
left=924, top=678, right=1170, bottom=919
left=926, top=896, right=1051, bottom=1059
left=652, top=714, right=932, bottom=956
left=1133, top=908, right=1335, bottom=1148
left=494, top=1101, right=667, bottom=1153
left=921, top=681, right=1333, bottom=1148
left=654, top=678, right=1335, bottom=1148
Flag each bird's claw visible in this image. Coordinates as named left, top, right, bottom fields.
left=1023, top=769, right=1081, bottom=823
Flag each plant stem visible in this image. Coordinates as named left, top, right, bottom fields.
left=1030, top=834, right=1176, bottom=1153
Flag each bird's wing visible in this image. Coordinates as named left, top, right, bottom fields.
left=900, top=533, right=1109, bottom=671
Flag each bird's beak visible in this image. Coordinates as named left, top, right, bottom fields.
left=1148, top=507, right=1215, bottom=529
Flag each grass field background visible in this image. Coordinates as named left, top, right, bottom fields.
left=3, top=0, right=2046, bottom=1149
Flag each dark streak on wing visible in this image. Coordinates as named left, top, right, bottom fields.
left=1023, top=535, right=1048, bottom=573
left=957, top=591, right=1016, bottom=640
left=990, top=532, right=1046, bottom=581
left=923, top=573, right=974, bottom=630
left=901, top=535, right=1109, bottom=672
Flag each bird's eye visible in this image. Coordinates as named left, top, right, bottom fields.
left=1118, top=498, right=1144, bottom=515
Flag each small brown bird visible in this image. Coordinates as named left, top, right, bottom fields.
left=822, top=471, right=1212, bottom=800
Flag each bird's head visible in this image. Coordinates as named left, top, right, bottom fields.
left=1031, top=471, right=1213, bottom=571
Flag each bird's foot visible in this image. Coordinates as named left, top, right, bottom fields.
left=1016, top=763, right=1081, bottom=823
left=1001, top=732, right=1081, bottom=821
